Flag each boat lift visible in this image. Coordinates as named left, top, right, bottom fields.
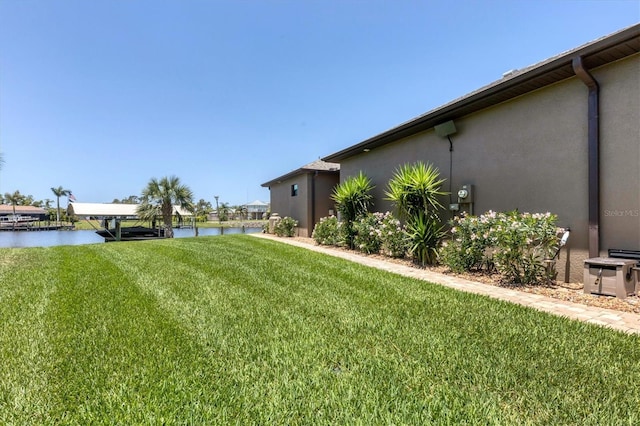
left=67, top=202, right=194, bottom=242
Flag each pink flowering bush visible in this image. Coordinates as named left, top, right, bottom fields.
left=353, top=212, right=385, bottom=254
left=440, top=210, right=561, bottom=284
left=312, top=216, right=344, bottom=246
left=439, top=211, right=496, bottom=272
left=273, top=216, right=298, bottom=237
left=379, top=213, right=406, bottom=258
left=315, top=212, right=407, bottom=257
left=492, top=211, right=559, bottom=284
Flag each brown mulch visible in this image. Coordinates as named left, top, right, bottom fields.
left=287, top=236, right=640, bottom=314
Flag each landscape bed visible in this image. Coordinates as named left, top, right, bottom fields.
left=0, top=235, right=638, bottom=424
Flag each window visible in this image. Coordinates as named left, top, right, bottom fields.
left=291, top=184, right=298, bottom=197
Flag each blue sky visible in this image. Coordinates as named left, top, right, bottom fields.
left=1, top=0, right=638, bottom=206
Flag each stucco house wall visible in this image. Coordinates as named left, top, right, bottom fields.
left=597, top=55, right=640, bottom=252
left=313, top=172, right=340, bottom=221
left=268, top=174, right=312, bottom=236
left=263, top=160, right=340, bottom=237
left=337, top=53, right=639, bottom=282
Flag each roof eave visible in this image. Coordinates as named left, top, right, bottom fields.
left=261, top=167, right=340, bottom=188
left=322, top=24, right=640, bottom=163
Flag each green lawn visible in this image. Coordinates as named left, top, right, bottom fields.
left=0, top=235, right=638, bottom=424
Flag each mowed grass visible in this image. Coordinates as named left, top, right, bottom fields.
left=0, top=235, right=638, bottom=424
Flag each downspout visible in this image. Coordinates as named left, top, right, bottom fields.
left=572, top=56, right=600, bottom=258
left=311, top=171, right=317, bottom=235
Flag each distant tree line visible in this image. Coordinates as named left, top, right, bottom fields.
left=110, top=194, right=253, bottom=223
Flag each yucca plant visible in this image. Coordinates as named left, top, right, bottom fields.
left=406, top=211, right=446, bottom=266
left=385, top=162, right=447, bottom=220
left=331, top=171, right=375, bottom=249
left=385, top=162, right=447, bottom=265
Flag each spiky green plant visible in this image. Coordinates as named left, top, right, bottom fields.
left=406, top=211, right=446, bottom=266
left=331, top=171, right=375, bottom=249
left=385, top=162, right=447, bottom=220
left=385, top=162, right=447, bottom=265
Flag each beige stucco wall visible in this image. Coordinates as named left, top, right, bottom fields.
left=339, top=54, right=639, bottom=282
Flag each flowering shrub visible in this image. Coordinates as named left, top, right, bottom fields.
left=379, top=212, right=406, bottom=258
left=273, top=216, right=298, bottom=237
left=352, top=212, right=407, bottom=256
left=312, top=216, right=343, bottom=246
left=353, top=212, right=384, bottom=254
left=492, top=211, right=559, bottom=284
left=440, top=210, right=561, bottom=284
left=439, top=211, right=496, bottom=273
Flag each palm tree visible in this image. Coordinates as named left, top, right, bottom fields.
left=137, top=175, right=194, bottom=238
left=51, top=186, right=71, bottom=225
left=0, top=152, right=4, bottom=170
left=218, top=202, right=230, bottom=222
left=4, top=190, right=24, bottom=228
left=237, top=205, right=248, bottom=221
left=195, top=199, right=212, bottom=222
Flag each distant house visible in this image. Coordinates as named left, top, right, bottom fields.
left=245, top=200, right=269, bottom=220
left=0, top=205, right=48, bottom=222
left=320, top=24, right=639, bottom=282
left=262, top=160, right=340, bottom=237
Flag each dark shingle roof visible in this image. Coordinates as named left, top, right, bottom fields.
left=261, top=160, right=339, bottom=187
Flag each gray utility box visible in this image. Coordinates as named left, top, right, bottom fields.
left=584, top=257, right=637, bottom=299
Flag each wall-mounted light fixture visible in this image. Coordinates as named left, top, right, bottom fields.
left=434, top=120, right=457, bottom=138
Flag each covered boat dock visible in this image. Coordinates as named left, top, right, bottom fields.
left=67, top=202, right=193, bottom=242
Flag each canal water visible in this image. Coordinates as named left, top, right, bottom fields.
left=0, top=227, right=262, bottom=249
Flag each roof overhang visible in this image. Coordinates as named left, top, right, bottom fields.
left=261, top=160, right=340, bottom=188
left=67, top=202, right=193, bottom=218
left=322, top=24, right=640, bottom=163
left=0, top=205, right=47, bottom=215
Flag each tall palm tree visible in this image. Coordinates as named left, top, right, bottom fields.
left=51, top=186, right=71, bottom=225
left=137, top=175, right=194, bottom=238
